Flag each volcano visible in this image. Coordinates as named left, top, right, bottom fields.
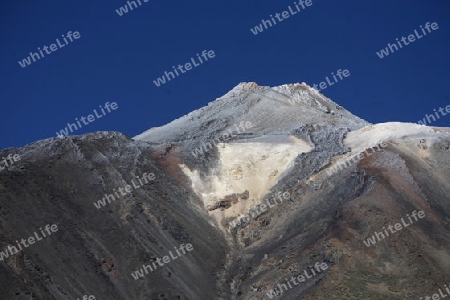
left=1, top=82, right=449, bottom=299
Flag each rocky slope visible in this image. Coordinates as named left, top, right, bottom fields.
left=1, top=82, right=449, bottom=299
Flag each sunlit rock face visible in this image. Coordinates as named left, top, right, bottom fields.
left=136, top=82, right=369, bottom=234
left=2, top=82, right=450, bottom=300
left=180, top=135, right=312, bottom=229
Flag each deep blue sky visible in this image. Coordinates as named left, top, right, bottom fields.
left=1, top=0, right=449, bottom=150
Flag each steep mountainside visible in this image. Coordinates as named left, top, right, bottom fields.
left=1, top=82, right=449, bottom=299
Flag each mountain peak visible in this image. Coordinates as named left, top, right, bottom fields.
left=134, top=82, right=369, bottom=144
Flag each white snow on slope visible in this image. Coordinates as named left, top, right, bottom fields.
left=133, top=82, right=368, bottom=144
left=297, top=122, right=443, bottom=186
left=344, top=122, right=435, bottom=153
left=180, top=135, right=312, bottom=225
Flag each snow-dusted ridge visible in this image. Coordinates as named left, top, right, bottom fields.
left=344, top=122, right=437, bottom=154
left=131, top=82, right=450, bottom=233
left=133, top=81, right=369, bottom=144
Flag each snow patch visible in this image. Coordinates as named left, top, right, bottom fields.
left=344, top=122, right=435, bottom=154
left=180, top=135, right=312, bottom=222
